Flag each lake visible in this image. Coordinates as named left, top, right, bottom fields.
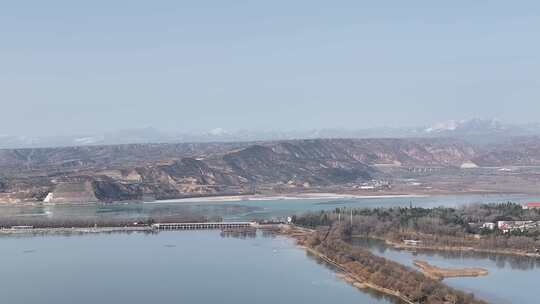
left=352, top=237, right=540, bottom=304
left=0, top=231, right=398, bottom=304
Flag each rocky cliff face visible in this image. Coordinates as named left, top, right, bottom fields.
left=92, top=180, right=143, bottom=202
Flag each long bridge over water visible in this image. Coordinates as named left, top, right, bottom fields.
left=151, top=222, right=255, bottom=230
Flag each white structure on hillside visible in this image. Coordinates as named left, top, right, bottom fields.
left=460, top=161, right=479, bottom=169
left=43, top=192, right=54, bottom=203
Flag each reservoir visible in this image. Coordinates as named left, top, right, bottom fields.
left=0, top=231, right=397, bottom=304
left=353, top=237, right=540, bottom=304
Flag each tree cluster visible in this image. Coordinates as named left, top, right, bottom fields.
left=294, top=203, right=540, bottom=253
left=306, top=225, right=486, bottom=304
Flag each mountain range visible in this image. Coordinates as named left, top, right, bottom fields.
left=0, top=138, right=472, bottom=203
left=3, top=135, right=540, bottom=203
left=2, top=118, right=540, bottom=149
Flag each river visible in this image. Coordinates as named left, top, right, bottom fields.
left=2, top=193, right=539, bottom=222
left=352, top=237, right=540, bottom=304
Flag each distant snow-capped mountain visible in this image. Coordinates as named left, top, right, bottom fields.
left=425, top=120, right=460, bottom=133
left=424, top=118, right=507, bottom=134
left=415, top=118, right=540, bottom=144
left=1, top=119, right=540, bottom=149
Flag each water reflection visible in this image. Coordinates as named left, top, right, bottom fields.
left=0, top=229, right=159, bottom=240
left=351, top=237, right=540, bottom=304
left=352, top=237, right=540, bottom=271
left=220, top=228, right=257, bottom=239
left=304, top=247, right=403, bottom=304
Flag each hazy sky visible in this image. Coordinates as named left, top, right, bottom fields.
left=1, top=1, right=539, bottom=136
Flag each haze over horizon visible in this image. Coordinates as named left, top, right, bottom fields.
left=2, top=1, right=539, bottom=136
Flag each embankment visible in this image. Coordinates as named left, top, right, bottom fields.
left=282, top=226, right=486, bottom=304
left=413, top=260, right=488, bottom=280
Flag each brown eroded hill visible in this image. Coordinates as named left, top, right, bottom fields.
left=1, top=137, right=540, bottom=203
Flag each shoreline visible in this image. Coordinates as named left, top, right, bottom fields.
left=152, top=193, right=430, bottom=204
left=281, top=226, right=415, bottom=304
left=0, top=223, right=495, bottom=303
left=281, top=226, right=488, bottom=304
left=413, top=260, right=488, bottom=280
left=352, top=235, right=540, bottom=259
left=382, top=238, right=540, bottom=259
left=304, top=245, right=415, bottom=304
left=4, top=190, right=540, bottom=206
left=149, top=191, right=540, bottom=204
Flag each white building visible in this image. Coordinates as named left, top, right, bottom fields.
left=43, top=192, right=54, bottom=203
left=482, top=222, right=495, bottom=230
left=460, top=161, right=479, bottom=169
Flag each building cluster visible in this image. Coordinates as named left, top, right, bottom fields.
left=9, top=225, right=34, bottom=230
left=481, top=221, right=539, bottom=233
left=481, top=222, right=496, bottom=230
left=353, top=179, right=391, bottom=191
left=477, top=202, right=540, bottom=233
left=522, top=202, right=540, bottom=209
left=403, top=239, right=422, bottom=246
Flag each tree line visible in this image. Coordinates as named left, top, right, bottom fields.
left=293, top=203, right=540, bottom=253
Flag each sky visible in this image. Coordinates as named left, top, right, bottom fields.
left=1, top=1, right=539, bottom=136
